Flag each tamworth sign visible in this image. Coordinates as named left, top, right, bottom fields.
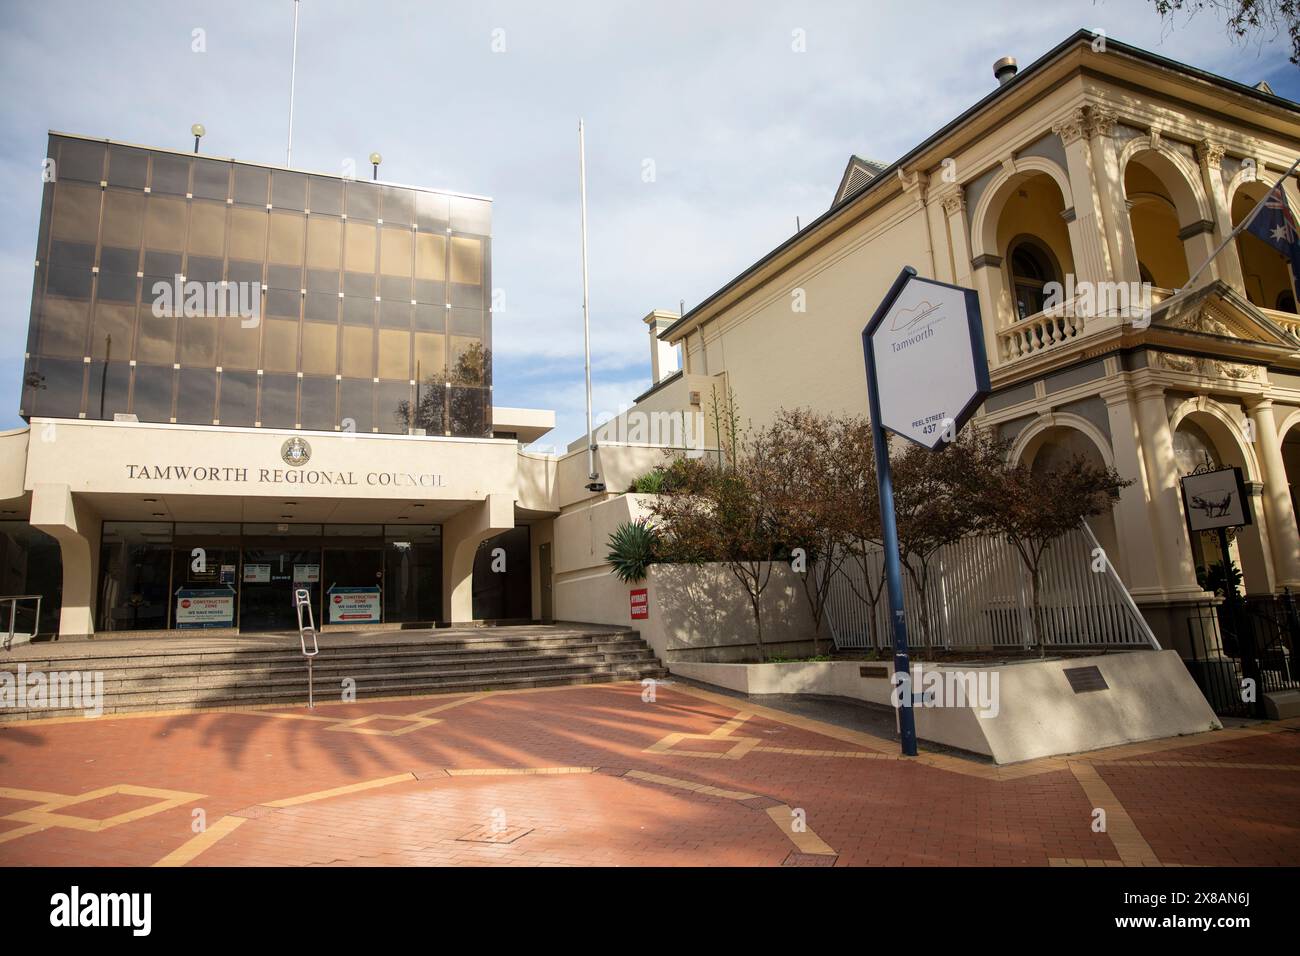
left=862, top=266, right=990, bottom=756
left=123, top=465, right=447, bottom=488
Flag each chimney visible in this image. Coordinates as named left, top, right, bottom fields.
left=993, top=56, right=1018, bottom=86
left=643, top=310, right=681, bottom=385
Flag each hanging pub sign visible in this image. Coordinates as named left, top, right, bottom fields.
left=1179, top=465, right=1252, bottom=532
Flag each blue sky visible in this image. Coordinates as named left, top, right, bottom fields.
left=1, top=1, right=1295, bottom=450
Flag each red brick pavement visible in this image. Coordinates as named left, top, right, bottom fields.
left=0, top=682, right=1297, bottom=867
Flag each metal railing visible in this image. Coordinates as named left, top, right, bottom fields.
left=294, top=587, right=319, bottom=708
left=825, top=524, right=1157, bottom=652
left=2, top=595, right=43, bottom=651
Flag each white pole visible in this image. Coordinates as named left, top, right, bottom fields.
left=286, top=0, right=301, bottom=166
left=579, top=119, right=598, bottom=483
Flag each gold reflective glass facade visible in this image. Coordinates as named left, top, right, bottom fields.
left=22, top=134, right=493, bottom=436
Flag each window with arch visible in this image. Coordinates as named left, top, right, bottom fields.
left=1007, top=237, right=1061, bottom=320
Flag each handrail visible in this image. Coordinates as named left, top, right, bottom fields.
left=2, top=594, right=43, bottom=651
left=294, top=588, right=318, bottom=708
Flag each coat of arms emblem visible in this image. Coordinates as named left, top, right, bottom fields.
left=281, top=437, right=311, bottom=467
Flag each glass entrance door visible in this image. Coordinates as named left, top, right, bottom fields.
left=239, top=547, right=321, bottom=632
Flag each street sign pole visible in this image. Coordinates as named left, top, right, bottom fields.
left=863, top=266, right=920, bottom=757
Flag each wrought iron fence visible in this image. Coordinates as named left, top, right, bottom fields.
left=825, top=523, right=1157, bottom=651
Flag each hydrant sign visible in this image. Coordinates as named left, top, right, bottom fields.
left=630, top=588, right=648, bottom=620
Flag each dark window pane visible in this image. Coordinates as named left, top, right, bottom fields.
left=449, top=386, right=487, bottom=437
left=97, top=522, right=173, bottom=631
left=46, top=266, right=93, bottom=299
left=449, top=309, right=482, bottom=337
left=339, top=378, right=373, bottom=433
left=25, top=357, right=85, bottom=417
left=37, top=298, right=90, bottom=356
left=379, top=300, right=410, bottom=329
left=144, top=250, right=182, bottom=277
left=342, top=295, right=373, bottom=326
left=376, top=381, right=411, bottom=434
left=413, top=303, right=444, bottom=332
left=87, top=361, right=132, bottom=420
left=410, top=380, right=444, bottom=434
left=233, top=165, right=269, bottom=206
left=227, top=259, right=262, bottom=286
left=176, top=368, right=216, bottom=424
left=132, top=364, right=174, bottom=421
left=309, top=177, right=342, bottom=216
left=299, top=376, right=336, bottom=430
left=413, top=279, right=444, bottom=305
left=380, top=275, right=410, bottom=302
left=451, top=282, right=483, bottom=309
left=265, top=288, right=300, bottom=318
left=99, top=246, right=139, bottom=275
left=192, top=159, right=230, bottom=201
left=343, top=271, right=373, bottom=297
left=266, top=264, right=300, bottom=291
left=150, top=154, right=191, bottom=195
left=96, top=271, right=138, bottom=303
left=50, top=240, right=95, bottom=269
left=107, top=146, right=148, bottom=189
left=306, top=268, right=338, bottom=293
left=218, top=370, right=257, bottom=426
left=259, top=373, right=296, bottom=427
left=186, top=255, right=223, bottom=285
left=304, top=292, right=338, bottom=323
left=345, top=181, right=378, bottom=221
left=271, top=171, right=307, bottom=210
left=56, top=138, right=105, bottom=183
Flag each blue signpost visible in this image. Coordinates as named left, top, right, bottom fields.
left=862, top=266, right=990, bottom=757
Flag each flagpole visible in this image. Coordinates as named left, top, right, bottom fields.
left=579, top=119, right=599, bottom=488
left=286, top=0, right=301, bottom=166
left=1179, top=155, right=1300, bottom=293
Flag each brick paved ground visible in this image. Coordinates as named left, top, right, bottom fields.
left=1, top=681, right=1297, bottom=867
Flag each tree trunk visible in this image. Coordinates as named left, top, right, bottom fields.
left=751, top=594, right=767, bottom=662
left=1030, top=564, right=1045, bottom=657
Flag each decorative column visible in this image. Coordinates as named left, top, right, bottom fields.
left=1246, top=397, right=1300, bottom=588
left=1087, top=107, right=1142, bottom=288
left=1196, top=139, right=1247, bottom=293
left=1100, top=385, right=1163, bottom=595
left=1052, top=105, right=1116, bottom=290
left=1132, top=383, right=1202, bottom=594
left=1235, top=481, right=1277, bottom=595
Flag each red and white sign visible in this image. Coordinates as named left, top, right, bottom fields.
left=630, top=588, right=648, bottom=620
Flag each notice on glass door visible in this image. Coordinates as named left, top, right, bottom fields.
left=327, top=586, right=381, bottom=624
left=243, top=564, right=271, bottom=583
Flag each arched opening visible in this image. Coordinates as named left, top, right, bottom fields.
left=1016, top=424, right=1119, bottom=568
left=1233, top=180, right=1299, bottom=314
left=1282, top=420, right=1300, bottom=540
left=994, top=173, right=1074, bottom=323
left=1124, top=154, right=1193, bottom=290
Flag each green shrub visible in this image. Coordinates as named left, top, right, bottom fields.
left=628, top=469, right=667, bottom=494
left=607, top=520, right=659, bottom=583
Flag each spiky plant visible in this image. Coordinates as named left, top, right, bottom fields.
left=607, top=520, right=658, bottom=583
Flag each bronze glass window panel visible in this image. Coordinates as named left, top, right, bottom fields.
left=229, top=207, right=268, bottom=260
left=449, top=385, right=487, bottom=436
left=100, top=190, right=145, bottom=248
left=233, top=165, right=269, bottom=206
left=219, top=315, right=260, bottom=370
left=304, top=291, right=338, bottom=323
left=449, top=237, right=482, bottom=285
left=95, top=270, right=137, bottom=303
left=106, top=145, right=148, bottom=189
left=299, top=376, right=337, bottom=430
left=90, top=303, right=135, bottom=359
left=410, top=380, right=445, bottom=434
left=416, top=191, right=450, bottom=232
left=27, top=357, right=86, bottom=417
left=176, top=368, right=217, bottom=424
left=340, top=325, right=374, bottom=378
left=379, top=299, right=411, bottom=329
left=37, top=297, right=90, bottom=357
left=413, top=303, right=445, bottom=334
left=450, top=196, right=491, bottom=235
left=266, top=263, right=300, bottom=292
left=308, top=177, right=342, bottom=216
left=271, top=171, right=307, bottom=211
left=192, top=159, right=231, bottom=201
left=227, top=259, right=263, bottom=287
left=377, top=328, right=410, bottom=380
left=413, top=281, right=445, bottom=307
left=343, top=221, right=376, bottom=273
left=301, top=320, right=337, bottom=375
left=187, top=201, right=227, bottom=257
left=87, top=361, right=131, bottom=420
left=150, top=153, right=191, bottom=196
left=50, top=239, right=95, bottom=270
left=376, top=381, right=411, bottom=434
left=51, top=182, right=102, bottom=242
left=342, top=295, right=374, bottom=327
left=345, top=181, right=379, bottom=221
left=380, top=226, right=413, bottom=276
left=265, top=289, right=299, bottom=322
left=339, top=378, right=373, bottom=433
left=143, top=196, right=188, bottom=251
left=448, top=308, right=483, bottom=338
left=448, top=336, right=485, bottom=385
left=131, top=364, right=175, bottom=421
left=143, top=251, right=182, bottom=277
left=262, top=319, right=299, bottom=372
left=217, top=370, right=257, bottom=425
left=414, top=233, right=446, bottom=281
left=343, top=272, right=374, bottom=298
left=186, top=255, right=223, bottom=285
left=179, top=315, right=218, bottom=366
left=135, top=310, right=177, bottom=364
left=268, top=211, right=305, bottom=265
left=55, top=138, right=106, bottom=183
left=99, top=245, right=139, bottom=275
left=45, top=266, right=93, bottom=300
left=306, top=268, right=339, bottom=293
left=306, top=216, right=342, bottom=270
left=379, top=276, right=410, bottom=305
left=450, top=282, right=483, bottom=309
left=259, top=373, right=297, bottom=427
left=413, top=332, right=445, bottom=381
left=380, top=186, right=414, bottom=226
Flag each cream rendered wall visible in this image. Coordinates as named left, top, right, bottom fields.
left=0, top=428, right=29, bottom=504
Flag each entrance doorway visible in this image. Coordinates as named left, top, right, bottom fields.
left=239, top=546, right=321, bottom=632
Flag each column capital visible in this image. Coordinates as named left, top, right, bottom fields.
left=1196, top=139, right=1226, bottom=170
left=1052, top=108, right=1088, bottom=147
left=939, top=191, right=965, bottom=217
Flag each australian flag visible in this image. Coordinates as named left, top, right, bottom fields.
left=1246, top=184, right=1300, bottom=287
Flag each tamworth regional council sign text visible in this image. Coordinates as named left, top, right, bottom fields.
left=125, top=465, right=447, bottom=487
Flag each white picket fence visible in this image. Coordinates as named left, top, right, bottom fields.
left=825, top=524, right=1158, bottom=651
